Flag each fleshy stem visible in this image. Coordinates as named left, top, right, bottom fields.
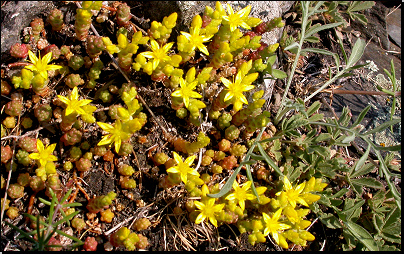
left=75, top=2, right=170, bottom=139
left=0, top=141, right=17, bottom=223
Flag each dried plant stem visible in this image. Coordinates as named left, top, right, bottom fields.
left=0, top=140, right=17, bottom=222
left=26, top=192, right=38, bottom=220
left=322, top=88, right=401, bottom=97
left=1, top=121, right=59, bottom=141
left=104, top=216, right=135, bottom=236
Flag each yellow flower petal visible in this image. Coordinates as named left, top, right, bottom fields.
left=173, top=152, right=182, bottom=164
left=180, top=31, right=192, bottom=41
left=226, top=193, right=236, bottom=201
left=227, top=4, right=234, bottom=15
left=114, top=139, right=122, bottom=154
left=239, top=200, right=246, bottom=211
left=272, top=232, right=280, bottom=245
left=29, top=153, right=41, bottom=160
left=150, top=40, right=159, bottom=51
left=37, top=139, right=45, bottom=152
left=167, top=166, right=179, bottom=174
left=171, top=90, right=182, bottom=97
left=238, top=94, right=248, bottom=104
left=28, top=50, right=38, bottom=64
left=183, top=97, right=190, bottom=108
left=97, top=122, right=114, bottom=131
left=97, top=135, right=113, bottom=146
left=180, top=173, right=188, bottom=184
left=198, top=45, right=210, bottom=56
left=151, top=59, right=160, bottom=70
left=45, top=143, right=56, bottom=154
left=42, top=52, right=53, bottom=65
left=140, top=51, right=154, bottom=58
left=284, top=176, right=292, bottom=190
left=163, top=42, right=174, bottom=52
left=237, top=6, right=251, bottom=19
left=194, top=200, right=204, bottom=210
left=24, top=65, right=36, bottom=72
left=57, top=95, right=69, bottom=104
left=195, top=213, right=205, bottom=224
left=273, top=208, right=283, bottom=221
left=240, top=22, right=252, bottom=30
left=220, top=77, right=231, bottom=88
left=39, top=71, right=48, bottom=80
left=209, top=216, right=218, bottom=227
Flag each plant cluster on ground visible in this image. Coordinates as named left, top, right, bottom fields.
left=1, top=1, right=401, bottom=251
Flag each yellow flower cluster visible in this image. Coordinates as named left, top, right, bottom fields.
left=187, top=176, right=327, bottom=249
left=29, top=139, right=58, bottom=181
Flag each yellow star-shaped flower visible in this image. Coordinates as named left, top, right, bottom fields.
left=166, top=152, right=199, bottom=184
left=222, top=3, right=252, bottom=32
left=276, top=176, right=308, bottom=208
left=225, top=180, right=256, bottom=211
left=180, top=15, right=213, bottom=55
left=171, top=70, right=203, bottom=108
left=220, top=71, right=256, bottom=112
left=28, top=139, right=58, bottom=167
left=57, top=86, right=92, bottom=116
left=262, top=208, right=291, bottom=246
left=140, top=39, right=173, bottom=70
left=97, top=120, right=131, bottom=153
left=194, top=197, right=225, bottom=227
left=25, top=50, right=62, bottom=80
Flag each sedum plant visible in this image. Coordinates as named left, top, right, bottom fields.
left=97, top=86, right=147, bottom=153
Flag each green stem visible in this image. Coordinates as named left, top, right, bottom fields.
left=277, top=2, right=310, bottom=120
left=363, top=136, right=401, bottom=211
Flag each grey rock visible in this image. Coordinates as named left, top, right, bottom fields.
left=350, top=2, right=389, bottom=50
left=386, top=7, right=401, bottom=48
left=1, top=1, right=56, bottom=61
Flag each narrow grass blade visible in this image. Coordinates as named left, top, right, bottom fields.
left=304, top=22, right=343, bottom=38
left=245, top=164, right=259, bottom=201
left=257, top=143, right=284, bottom=177
left=374, top=144, right=401, bottom=151
left=362, top=119, right=401, bottom=135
